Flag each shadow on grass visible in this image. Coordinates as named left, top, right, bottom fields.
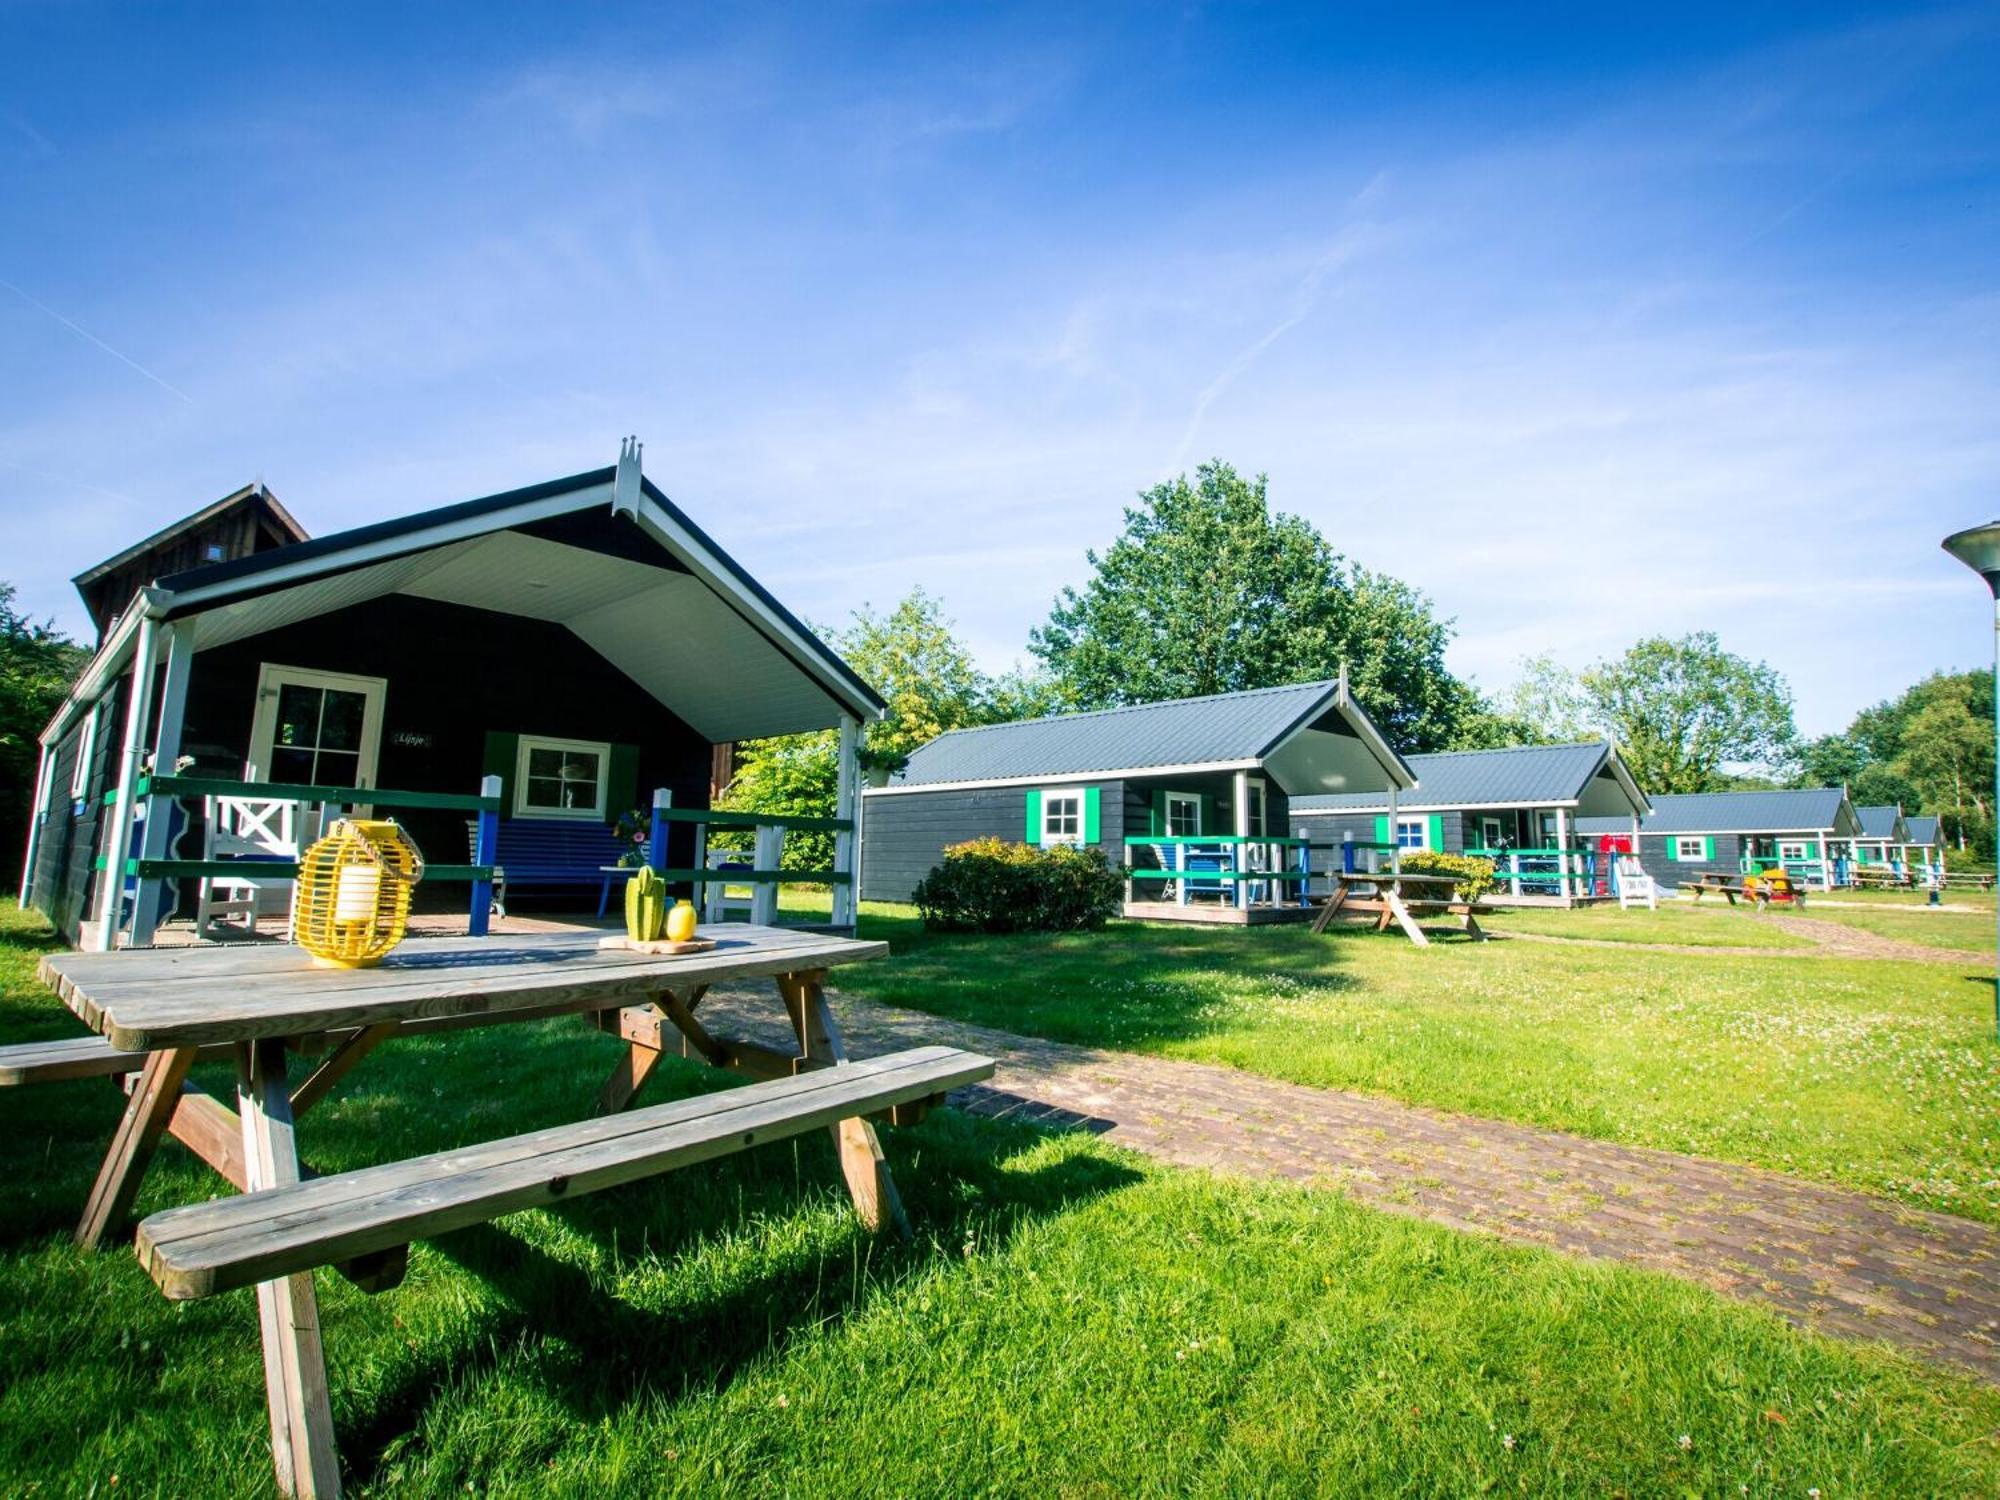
left=842, top=907, right=1379, bottom=1052
left=340, top=1099, right=1139, bottom=1484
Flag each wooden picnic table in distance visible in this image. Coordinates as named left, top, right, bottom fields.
left=34, top=924, right=979, bottom=1499
left=1685, top=876, right=1748, bottom=906
left=1311, top=870, right=1491, bottom=946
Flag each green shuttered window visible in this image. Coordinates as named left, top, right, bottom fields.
left=1029, top=786, right=1101, bottom=846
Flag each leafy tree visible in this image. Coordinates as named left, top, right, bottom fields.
left=1029, top=461, right=1473, bottom=751
left=1, top=583, right=88, bottom=887
left=1502, top=633, right=1796, bottom=792
left=722, top=589, right=1018, bottom=869
left=1899, top=696, right=1991, bottom=845
left=1498, top=654, right=1594, bottom=743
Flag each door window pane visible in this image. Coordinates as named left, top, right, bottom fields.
left=1166, top=796, right=1199, bottom=836
left=314, top=750, right=361, bottom=789
left=319, top=690, right=366, bottom=751
left=275, top=684, right=321, bottom=750
left=270, top=747, right=316, bottom=784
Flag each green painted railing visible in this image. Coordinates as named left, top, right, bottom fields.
left=1122, top=834, right=1310, bottom=847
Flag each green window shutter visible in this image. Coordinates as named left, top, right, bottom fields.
left=1374, top=814, right=1389, bottom=845
left=1150, top=788, right=1167, bottom=837
left=1024, top=789, right=1043, bottom=845
left=1663, top=839, right=1678, bottom=862
left=1201, top=792, right=1219, bottom=834
left=1426, top=814, right=1444, bottom=851
left=1803, top=841, right=1817, bottom=859
left=1703, top=837, right=1716, bottom=862
left=482, top=732, right=520, bottom=819
left=605, top=743, right=640, bottom=823
left=1083, top=787, right=1102, bottom=843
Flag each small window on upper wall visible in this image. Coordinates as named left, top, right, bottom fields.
left=1042, top=789, right=1084, bottom=846
left=203, top=542, right=226, bottom=562
left=1674, top=836, right=1707, bottom=861
left=69, top=705, right=100, bottom=801
left=515, top=736, right=610, bottom=819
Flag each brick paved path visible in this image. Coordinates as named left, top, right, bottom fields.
left=699, top=986, right=2000, bottom=1384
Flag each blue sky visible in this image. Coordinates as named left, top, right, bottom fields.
left=3, top=3, right=1997, bottom=736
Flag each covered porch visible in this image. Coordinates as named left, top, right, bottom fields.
left=22, top=442, right=884, bottom=950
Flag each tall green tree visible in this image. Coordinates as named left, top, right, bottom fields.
left=1, top=583, right=88, bottom=887
left=722, top=589, right=1014, bottom=868
left=1503, top=633, right=1796, bottom=793
left=1028, top=461, right=1472, bottom=750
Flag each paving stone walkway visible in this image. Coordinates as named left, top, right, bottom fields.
left=699, top=985, right=2000, bottom=1385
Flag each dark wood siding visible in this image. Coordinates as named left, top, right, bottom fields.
left=1644, top=833, right=1742, bottom=888
left=860, top=779, right=1127, bottom=902
left=27, top=693, right=121, bottom=940
left=80, top=493, right=303, bottom=641
left=178, top=595, right=712, bottom=889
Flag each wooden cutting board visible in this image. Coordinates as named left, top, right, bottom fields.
left=597, top=936, right=719, bottom=956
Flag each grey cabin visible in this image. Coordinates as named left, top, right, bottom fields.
left=21, top=442, right=885, bottom=950
left=1845, top=804, right=1942, bottom=878
left=1288, top=740, right=1651, bottom=905
left=1576, top=787, right=1862, bottom=891
left=859, top=678, right=1414, bottom=923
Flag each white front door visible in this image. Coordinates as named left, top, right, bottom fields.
left=248, top=664, right=387, bottom=791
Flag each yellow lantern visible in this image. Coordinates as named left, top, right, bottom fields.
left=294, top=818, right=424, bottom=967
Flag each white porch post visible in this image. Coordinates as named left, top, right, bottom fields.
left=833, top=715, right=860, bottom=929
left=92, top=616, right=160, bottom=951
left=18, top=741, right=53, bottom=905
left=1554, top=805, right=1571, bottom=903
left=1233, top=768, right=1250, bottom=910
left=1819, top=834, right=1833, bottom=891
left=129, top=622, right=196, bottom=946
left=1387, top=785, right=1402, bottom=877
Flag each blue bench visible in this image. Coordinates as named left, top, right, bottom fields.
left=466, top=818, right=636, bottom=917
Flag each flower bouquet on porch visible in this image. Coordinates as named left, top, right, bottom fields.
left=610, top=807, right=651, bottom=867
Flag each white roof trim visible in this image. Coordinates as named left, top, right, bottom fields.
left=1296, top=798, right=1584, bottom=815
left=866, top=759, right=1265, bottom=795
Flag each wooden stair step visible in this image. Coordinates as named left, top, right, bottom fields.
left=136, top=1045, right=994, bottom=1299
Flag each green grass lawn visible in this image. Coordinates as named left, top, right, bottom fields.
left=833, top=903, right=2000, bottom=1226
left=1825, top=884, right=1994, bottom=910
left=1481, top=900, right=1814, bottom=948
left=1, top=905, right=1997, bottom=1495
left=1802, top=904, right=1998, bottom=953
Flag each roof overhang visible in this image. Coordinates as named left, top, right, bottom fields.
left=43, top=449, right=884, bottom=746
left=1255, top=674, right=1417, bottom=799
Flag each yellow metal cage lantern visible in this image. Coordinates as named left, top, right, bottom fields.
left=294, top=818, right=425, bottom=968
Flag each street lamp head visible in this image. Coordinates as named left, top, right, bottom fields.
left=1942, top=521, right=2000, bottom=596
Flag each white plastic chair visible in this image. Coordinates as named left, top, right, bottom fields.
left=1614, top=855, right=1657, bottom=911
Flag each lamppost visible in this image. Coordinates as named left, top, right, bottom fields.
left=1940, top=521, right=2000, bottom=1042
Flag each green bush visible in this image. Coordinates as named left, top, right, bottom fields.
left=912, top=838, right=1124, bottom=933
left=1399, top=849, right=1497, bottom=900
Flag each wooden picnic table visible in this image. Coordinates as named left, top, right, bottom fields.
left=33, top=924, right=978, bottom=1499
left=1685, top=876, right=1748, bottom=906
left=1311, top=870, right=1491, bottom=946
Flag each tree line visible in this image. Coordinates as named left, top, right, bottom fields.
left=2, top=457, right=1992, bottom=886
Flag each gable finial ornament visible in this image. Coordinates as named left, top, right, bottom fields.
left=611, top=434, right=644, bottom=518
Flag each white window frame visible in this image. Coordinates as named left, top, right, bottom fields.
left=1673, top=836, right=1707, bottom=862
left=1040, top=787, right=1086, bottom=846
left=1479, top=815, right=1506, bottom=849
left=1164, top=791, right=1201, bottom=838
left=247, top=663, right=388, bottom=791
left=69, top=701, right=102, bottom=801
left=1244, top=777, right=1267, bottom=837
left=1777, top=840, right=1809, bottom=862
left=1395, top=817, right=1428, bottom=851
left=515, top=735, right=612, bottom=821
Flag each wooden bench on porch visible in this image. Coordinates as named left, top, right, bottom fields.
left=469, top=817, right=635, bottom=916
left=1311, top=871, right=1492, bottom=946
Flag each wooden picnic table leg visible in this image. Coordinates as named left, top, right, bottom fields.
left=76, top=1045, right=198, bottom=1249
left=779, top=970, right=910, bottom=1237
left=1382, top=889, right=1430, bottom=947
left=595, top=986, right=710, bottom=1114
left=237, top=1038, right=342, bottom=1500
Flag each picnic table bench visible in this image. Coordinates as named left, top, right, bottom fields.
left=18, top=926, right=993, bottom=1499
left=1685, top=875, right=1806, bottom=910
left=1311, top=870, right=1492, bottom=946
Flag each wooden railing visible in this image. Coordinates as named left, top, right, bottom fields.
left=1122, top=835, right=1312, bottom=910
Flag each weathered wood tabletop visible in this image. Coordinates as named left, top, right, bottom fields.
left=39, top=925, right=887, bottom=1052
